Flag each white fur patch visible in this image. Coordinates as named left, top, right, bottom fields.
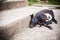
left=44, top=13, right=52, bottom=22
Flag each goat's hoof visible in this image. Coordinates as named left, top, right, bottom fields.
left=39, top=25, right=42, bottom=27
left=49, top=27, right=53, bottom=30
left=45, top=26, right=53, bottom=30
left=48, top=26, right=53, bottom=30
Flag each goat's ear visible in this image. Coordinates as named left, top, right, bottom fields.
left=30, top=14, right=34, bottom=19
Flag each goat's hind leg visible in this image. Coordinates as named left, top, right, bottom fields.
left=52, top=19, right=57, bottom=24
left=43, top=23, right=53, bottom=30
left=49, top=10, right=58, bottom=24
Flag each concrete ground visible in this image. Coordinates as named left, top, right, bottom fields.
left=9, top=9, right=60, bottom=40
left=0, top=6, right=60, bottom=40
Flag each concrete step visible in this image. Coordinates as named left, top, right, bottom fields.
left=0, top=6, right=49, bottom=40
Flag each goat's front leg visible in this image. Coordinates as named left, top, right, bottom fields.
left=38, top=22, right=44, bottom=27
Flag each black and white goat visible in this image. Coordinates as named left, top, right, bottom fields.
left=29, top=9, right=57, bottom=30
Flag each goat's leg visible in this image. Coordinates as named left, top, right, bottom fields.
left=52, top=19, right=57, bottom=24
left=43, top=23, right=53, bottom=30
left=37, top=22, right=43, bottom=27
left=49, top=10, right=57, bottom=24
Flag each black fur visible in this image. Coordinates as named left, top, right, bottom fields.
left=29, top=9, right=57, bottom=30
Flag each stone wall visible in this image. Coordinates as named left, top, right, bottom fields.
left=0, top=0, right=28, bottom=11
